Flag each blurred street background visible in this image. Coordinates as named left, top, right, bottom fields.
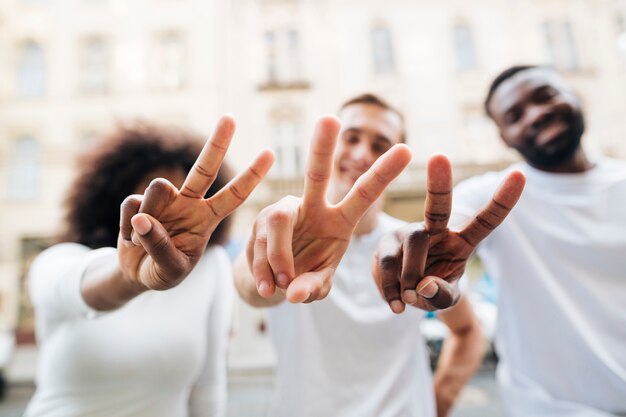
left=1, top=0, right=626, bottom=415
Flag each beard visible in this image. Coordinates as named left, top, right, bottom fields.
left=515, top=109, right=585, bottom=169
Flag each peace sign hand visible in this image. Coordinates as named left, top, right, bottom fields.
left=118, top=116, right=274, bottom=291
left=247, top=115, right=412, bottom=303
left=373, top=154, right=525, bottom=312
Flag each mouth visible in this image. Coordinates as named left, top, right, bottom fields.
left=339, top=166, right=366, bottom=184
left=535, top=120, right=569, bottom=148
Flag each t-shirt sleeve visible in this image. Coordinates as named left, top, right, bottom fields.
left=29, top=243, right=115, bottom=339
left=189, top=246, right=234, bottom=417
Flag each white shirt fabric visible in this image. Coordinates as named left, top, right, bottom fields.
left=25, top=243, right=233, bottom=417
left=266, top=213, right=435, bottom=417
left=452, top=158, right=626, bottom=417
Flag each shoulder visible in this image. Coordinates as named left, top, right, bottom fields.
left=453, top=164, right=519, bottom=211
left=596, top=158, right=626, bottom=178
left=29, top=243, right=91, bottom=279
left=454, top=165, right=517, bottom=195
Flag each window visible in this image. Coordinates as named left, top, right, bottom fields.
left=7, top=136, right=40, bottom=200
left=453, top=23, right=477, bottom=72
left=265, top=31, right=278, bottom=83
left=273, top=121, right=302, bottom=177
left=543, top=20, right=579, bottom=71
left=80, top=37, right=110, bottom=94
left=370, top=26, right=395, bottom=75
left=152, top=32, right=185, bottom=90
left=263, top=29, right=302, bottom=84
left=617, top=14, right=626, bottom=59
left=17, top=41, right=46, bottom=97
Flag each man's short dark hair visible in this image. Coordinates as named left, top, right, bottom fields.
left=484, top=65, right=540, bottom=118
left=339, top=93, right=406, bottom=143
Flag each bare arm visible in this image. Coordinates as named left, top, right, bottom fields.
left=80, top=252, right=147, bottom=311
left=81, top=116, right=274, bottom=312
left=433, top=296, right=485, bottom=417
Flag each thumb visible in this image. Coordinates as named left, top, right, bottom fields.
left=131, top=213, right=189, bottom=290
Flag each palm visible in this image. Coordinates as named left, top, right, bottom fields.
left=290, top=205, right=355, bottom=275
left=118, top=116, right=274, bottom=291
left=424, top=232, right=474, bottom=281
left=124, top=196, right=217, bottom=289
left=248, top=116, right=412, bottom=303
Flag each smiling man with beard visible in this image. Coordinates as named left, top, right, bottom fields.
left=373, top=65, right=626, bottom=416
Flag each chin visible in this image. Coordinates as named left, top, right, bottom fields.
left=523, top=113, right=585, bottom=168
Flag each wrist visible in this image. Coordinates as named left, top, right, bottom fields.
left=117, top=269, right=149, bottom=299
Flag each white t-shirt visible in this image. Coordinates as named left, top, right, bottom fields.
left=452, top=159, right=626, bottom=417
left=266, top=213, right=435, bottom=417
left=25, top=243, right=233, bottom=417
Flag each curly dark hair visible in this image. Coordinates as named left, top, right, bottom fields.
left=60, top=121, right=233, bottom=249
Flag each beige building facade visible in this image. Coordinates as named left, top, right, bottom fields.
left=1, top=0, right=625, bottom=363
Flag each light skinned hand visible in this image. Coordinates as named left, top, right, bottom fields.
left=247, top=115, right=412, bottom=303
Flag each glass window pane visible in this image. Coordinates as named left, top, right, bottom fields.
left=18, top=42, right=46, bottom=97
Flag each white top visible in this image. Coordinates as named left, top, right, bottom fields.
left=452, top=158, right=626, bottom=417
left=266, top=213, right=435, bottom=417
left=25, top=243, right=233, bottom=417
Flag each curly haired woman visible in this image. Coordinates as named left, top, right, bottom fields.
left=24, top=117, right=274, bottom=417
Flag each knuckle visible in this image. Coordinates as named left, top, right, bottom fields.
left=406, top=230, right=428, bottom=246
left=254, top=233, right=268, bottom=247
left=379, top=255, right=400, bottom=272
left=267, top=209, right=291, bottom=225
left=382, top=282, right=399, bottom=297
left=148, top=178, right=171, bottom=193
left=356, top=185, right=375, bottom=204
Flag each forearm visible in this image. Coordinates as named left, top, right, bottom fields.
left=233, top=252, right=284, bottom=308
left=433, top=316, right=485, bottom=417
left=80, top=252, right=147, bottom=311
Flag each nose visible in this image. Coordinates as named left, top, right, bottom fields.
left=350, top=142, right=375, bottom=167
left=526, top=105, right=555, bottom=133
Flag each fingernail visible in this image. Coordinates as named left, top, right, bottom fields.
left=417, top=280, right=439, bottom=299
left=276, top=273, right=290, bottom=288
left=258, top=281, right=269, bottom=295
left=132, top=215, right=152, bottom=236
left=390, top=300, right=404, bottom=314
left=403, top=290, right=418, bottom=304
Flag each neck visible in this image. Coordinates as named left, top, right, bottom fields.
left=530, top=147, right=593, bottom=174
left=354, top=204, right=380, bottom=236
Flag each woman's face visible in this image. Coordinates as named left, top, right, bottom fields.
left=133, top=166, right=187, bottom=195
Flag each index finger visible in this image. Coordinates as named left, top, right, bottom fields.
left=302, top=116, right=341, bottom=207
left=459, top=170, right=526, bottom=246
left=180, top=116, right=235, bottom=199
left=424, top=154, right=453, bottom=235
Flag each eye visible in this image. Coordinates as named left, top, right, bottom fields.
left=372, top=142, right=391, bottom=155
left=504, top=108, right=522, bottom=125
left=534, top=86, right=558, bottom=102
left=343, top=132, right=359, bottom=144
